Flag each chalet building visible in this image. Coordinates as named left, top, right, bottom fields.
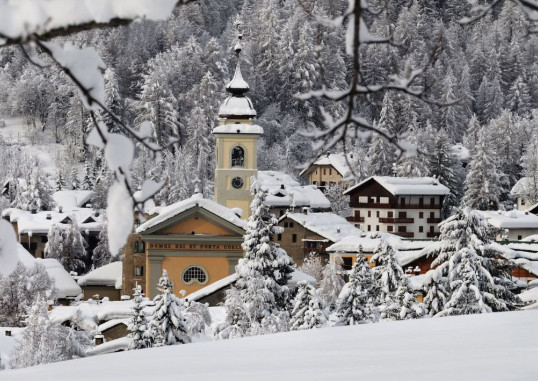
left=344, top=176, right=450, bottom=239
left=300, top=153, right=352, bottom=191
left=258, top=171, right=331, bottom=218
left=1, top=190, right=101, bottom=260
left=78, top=261, right=123, bottom=301
left=275, top=211, right=361, bottom=265
left=478, top=210, right=538, bottom=241
left=511, top=177, right=535, bottom=211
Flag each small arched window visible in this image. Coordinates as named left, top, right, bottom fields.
left=231, top=146, right=245, bottom=167
left=182, top=266, right=208, bottom=285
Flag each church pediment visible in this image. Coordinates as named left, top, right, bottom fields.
left=140, top=206, right=245, bottom=237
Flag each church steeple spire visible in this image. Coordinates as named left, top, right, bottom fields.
left=218, top=33, right=256, bottom=120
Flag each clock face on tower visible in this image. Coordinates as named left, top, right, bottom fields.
left=231, top=176, right=244, bottom=189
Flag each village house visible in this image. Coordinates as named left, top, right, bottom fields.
left=511, top=177, right=536, bottom=211
left=478, top=210, right=538, bottom=241
left=78, top=261, right=123, bottom=301
left=343, top=176, right=450, bottom=239
left=299, top=153, right=352, bottom=191
left=275, top=210, right=361, bottom=265
left=1, top=190, right=101, bottom=259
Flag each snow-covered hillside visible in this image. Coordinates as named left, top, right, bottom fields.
left=3, top=310, right=538, bottom=381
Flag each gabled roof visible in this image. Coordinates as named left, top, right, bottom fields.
left=282, top=212, right=362, bottom=243
left=511, top=177, right=532, bottom=197
left=300, top=153, right=352, bottom=178
left=258, top=171, right=331, bottom=209
left=78, top=262, right=123, bottom=289
left=344, top=176, right=450, bottom=196
left=136, top=193, right=247, bottom=234
left=53, top=190, right=94, bottom=209
left=478, top=210, right=538, bottom=230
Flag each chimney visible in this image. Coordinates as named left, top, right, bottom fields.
left=46, top=213, right=52, bottom=220
left=5, top=330, right=11, bottom=337
left=302, top=207, right=309, bottom=215
left=31, top=207, right=37, bottom=214
left=94, top=334, right=105, bottom=346
left=94, top=210, right=100, bottom=217
left=280, top=184, right=285, bottom=190
left=58, top=206, right=63, bottom=213
left=336, top=228, right=341, bottom=234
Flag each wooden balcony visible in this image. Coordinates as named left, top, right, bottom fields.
left=346, top=216, right=364, bottom=223
left=393, top=232, right=414, bottom=238
left=427, top=232, right=440, bottom=238
left=379, top=217, right=414, bottom=224
left=427, top=218, right=442, bottom=223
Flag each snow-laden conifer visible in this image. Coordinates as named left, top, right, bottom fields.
left=45, top=224, right=64, bottom=261
left=317, top=255, right=345, bottom=309
left=290, top=281, right=327, bottom=330
left=148, top=270, right=190, bottom=346
left=299, top=252, right=325, bottom=286
left=422, top=270, right=449, bottom=317
left=371, top=238, right=404, bottom=302
left=62, top=218, right=87, bottom=273
left=92, top=215, right=115, bottom=269
left=128, top=285, right=150, bottom=350
left=334, top=248, right=379, bottom=325
left=424, top=208, right=522, bottom=315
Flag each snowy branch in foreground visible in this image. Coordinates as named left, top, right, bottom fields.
left=296, top=0, right=448, bottom=180
left=0, top=0, right=197, bottom=46
left=460, top=0, right=538, bottom=24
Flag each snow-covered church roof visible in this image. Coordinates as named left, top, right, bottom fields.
left=344, top=176, right=450, bottom=196
left=283, top=212, right=362, bottom=243
left=136, top=193, right=247, bottom=233
left=257, top=171, right=331, bottom=210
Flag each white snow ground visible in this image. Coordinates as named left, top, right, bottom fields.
left=2, top=310, right=537, bottom=380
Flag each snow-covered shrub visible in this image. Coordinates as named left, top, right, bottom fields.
left=290, top=281, right=327, bottom=330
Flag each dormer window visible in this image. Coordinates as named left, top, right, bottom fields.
left=231, top=146, right=244, bottom=167
left=60, top=216, right=72, bottom=224
left=82, top=216, right=96, bottom=224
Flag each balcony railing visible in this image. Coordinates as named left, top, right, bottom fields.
left=350, top=202, right=442, bottom=210
left=427, top=218, right=442, bottom=223
left=379, top=218, right=414, bottom=224
left=346, top=216, right=364, bottom=223
left=393, top=232, right=414, bottom=238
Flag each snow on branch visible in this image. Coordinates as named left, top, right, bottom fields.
left=460, top=0, right=538, bottom=24
left=0, top=0, right=196, bottom=47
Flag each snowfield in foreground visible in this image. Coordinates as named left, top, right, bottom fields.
left=3, top=310, right=538, bottom=381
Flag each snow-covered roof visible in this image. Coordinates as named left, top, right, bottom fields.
left=344, top=176, right=450, bottom=196
left=218, top=96, right=257, bottom=118
left=258, top=171, right=331, bottom=210
left=136, top=193, right=247, bottom=233
left=226, top=62, right=249, bottom=93
left=98, top=318, right=129, bottom=333
left=85, top=336, right=132, bottom=357
left=37, top=258, right=82, bottom=299
left=0, top=221, right=81, bottom=297
left=511, top=177, right=535, bottom=198
left=478, top=210, right=538, bottom=230
left=212, top=123, right=263, bottom=135
left=283, top=212, right=362, bottom=243
left=451, top=143, right=469, bottom=163
left=186, top=270, right=316, bottom=302
left=300, top=153, right=352, bottom=178
left=78, top=262, right=123, bottom=289
left=53, top=190, right=94, bottom=209
left=327, top=232, right=435, bottom=267
left=2, top=206, right=102, bottom=235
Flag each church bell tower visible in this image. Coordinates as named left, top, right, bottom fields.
left=213, top=36, right=263, bottom=218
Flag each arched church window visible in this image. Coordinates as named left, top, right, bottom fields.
left=182, top=266, right=209, bottom=285
left=231, top=146, right=245, bottom=167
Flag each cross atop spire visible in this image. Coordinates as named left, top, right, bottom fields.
left=226, top=33, right=250, bottom=96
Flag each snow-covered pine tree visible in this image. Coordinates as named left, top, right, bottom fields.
left=325, top=183, right=351, bottom=217
left=148, top=270, right=190, bottom=346
left=317, top=255, right=345, bottom=309
left=61, top=218, right=87, bottom=273
left=184, top=300, right=212, bottom=337
left=424, top=208, right=522, bottom=315
left=102, top=68, right=123, bottom=133
left=128, top=285, right=150, bottom=350
left=215, top=183, right=294, bottom=338
left=44, top=223, right=64, bottom=260
left=334, top=248, right=379, bottom=325
left=0, top=263, right=29, bottom=327
left=462, top=129, right=502, bottom=210
left=366, top=125, right=396, bottom=176
left=422, top=270, right=449, bottom=317
left=81, top=161, right=94, bottom=191
left=392, top=276, right=426, bottom=320
left=521, top=134, right=538, bottom=204
left=70, top=166, right=80, bottom=190
left=290, top=281, right=327, bottom=330
left=371, top=238, right=405, bottom=303
left=55, top=169, right=66, bottom=191
left=395, top=126, right=430, bottom=178
left=92, top=215, right=115, bottom=269
left=299, top=252, right=326, bottom=286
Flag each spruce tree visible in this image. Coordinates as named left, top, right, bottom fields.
left=317, top=255, right=345, bottom=309
left=334, top=249, right=379, bottom=325
left=462, top=129, right=502, bottom=210
left=61, top=219, right=87, bottom=273
left=422, top=270, right=449, bottom=317
left=45, top=224, right=64, bottom=260
left=371, top=238, right=404, bottom=303
left=92, top=216, right=114, bottom=269
left=148, top=270, right=190, bottom=346
left=290, top=281, right=327, bottom=331
left=424, top=208, right=522, bottom=315
left=128, top=285, right=150, bottom=350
